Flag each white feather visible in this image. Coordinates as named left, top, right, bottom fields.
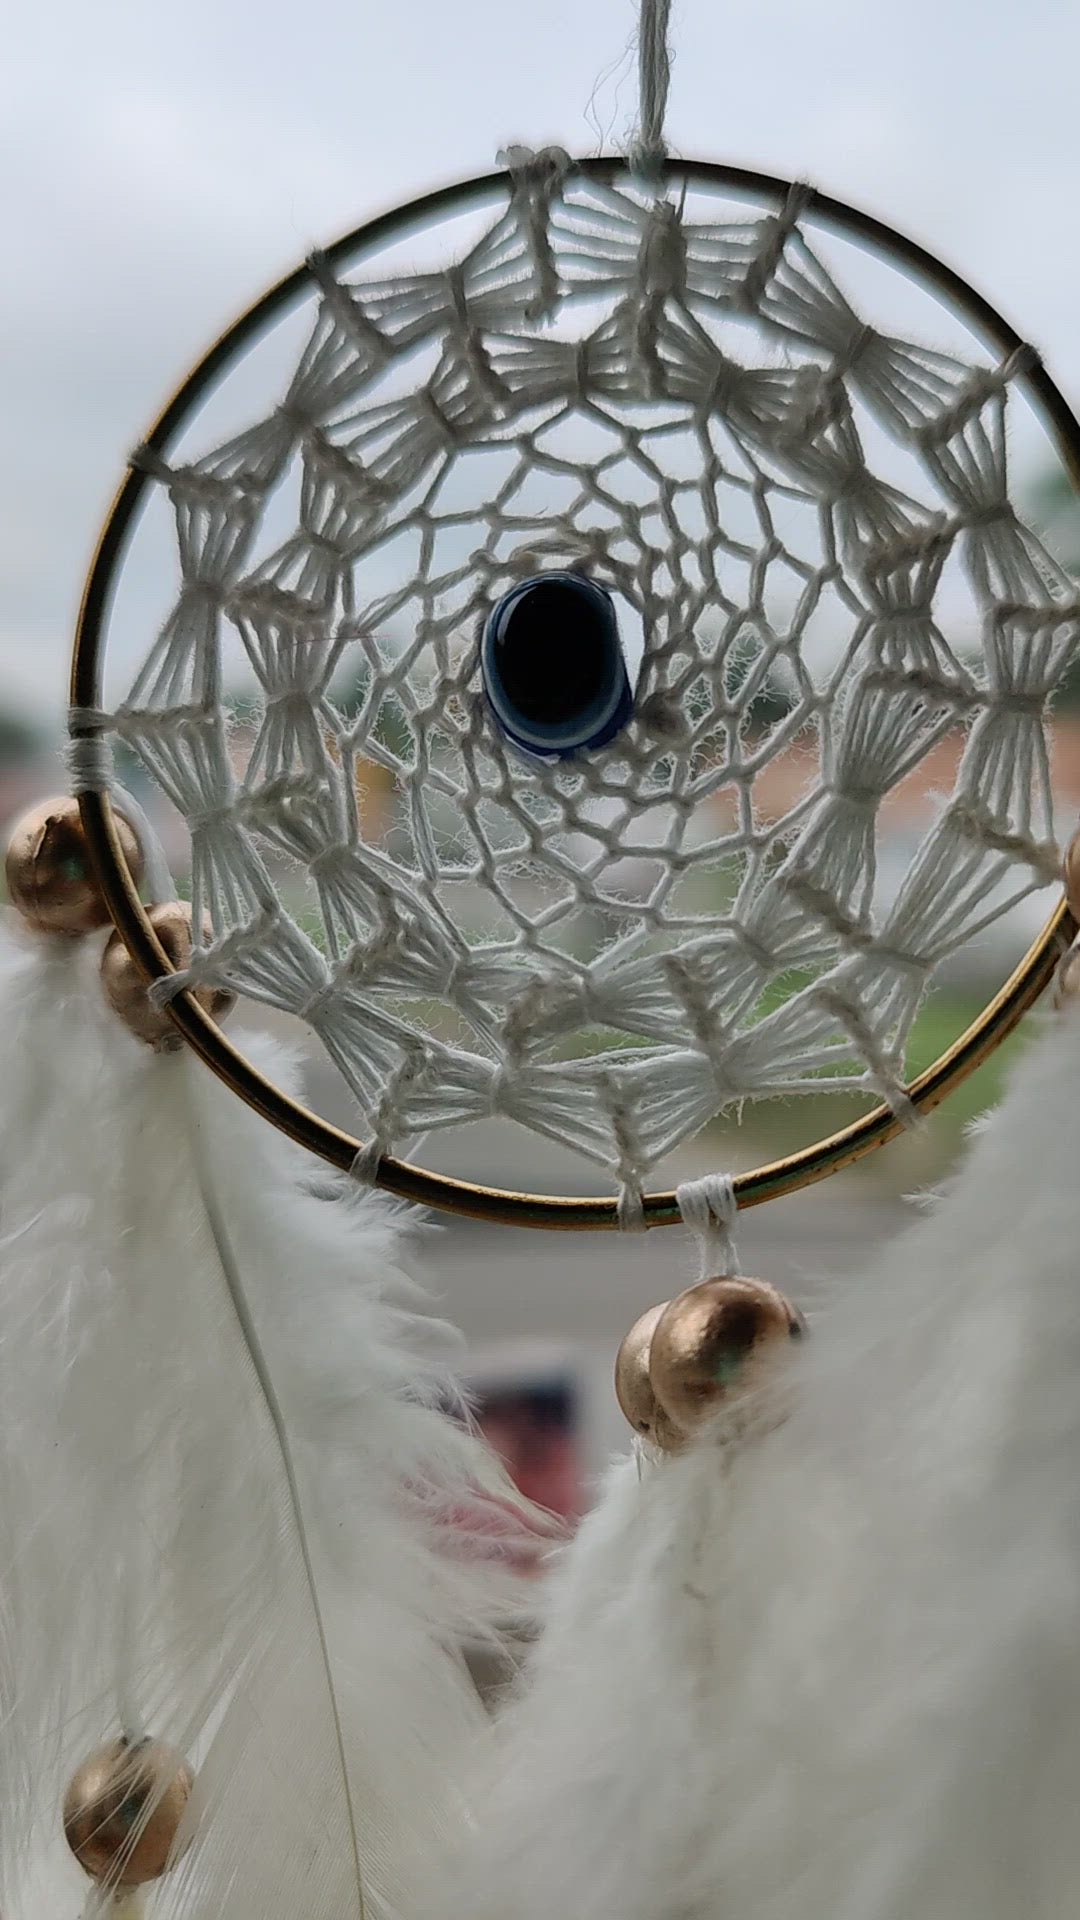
left=445, top=1436, right=747, bottom=1920
left=0, top=912, right=524, bottom=1920
left=454, top=1000, right=1080, bottom=1920
left=701, top=998, right=1080, bottom=1920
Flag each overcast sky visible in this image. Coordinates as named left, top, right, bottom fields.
left=3, top=0, right=1079, bottom=723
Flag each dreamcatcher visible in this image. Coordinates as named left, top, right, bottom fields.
left=6, top=0, right=1080, bottom=1914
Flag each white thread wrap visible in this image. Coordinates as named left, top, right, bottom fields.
left=676, top=1174, right=739, bottom=1277
left=67, top=710, right=176, bottom=903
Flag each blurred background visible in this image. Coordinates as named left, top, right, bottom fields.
left=3, top=0, right=1080, bottom=1510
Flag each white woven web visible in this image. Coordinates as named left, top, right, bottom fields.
left=93, top=155, right=1077, bottom=1215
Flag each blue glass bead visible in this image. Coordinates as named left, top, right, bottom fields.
left=480, top=572, right=633, bottom=760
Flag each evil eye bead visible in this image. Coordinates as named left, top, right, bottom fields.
left=480, top=572, right=633, bottom=759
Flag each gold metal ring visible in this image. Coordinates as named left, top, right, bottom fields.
left=71, top=158, right=1080, bottom=1229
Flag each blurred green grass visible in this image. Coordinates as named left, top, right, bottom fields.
left=718, top=988, right=1025, bottom=1175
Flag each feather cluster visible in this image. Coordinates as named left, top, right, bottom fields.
left=0, top=913, right=526, bottom=1920
left=7, top=881, right=1080, bottom=1920
left=452, top=1000, right=1080, bottom=1920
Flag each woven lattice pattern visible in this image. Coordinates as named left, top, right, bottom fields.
left=99, top=157, right=1075, bottom=1213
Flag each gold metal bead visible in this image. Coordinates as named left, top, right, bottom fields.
left=648, top=1276, right=806, bottom=1435
left=101, top=902, right=234, bottom=1050
left=63, top=1736, right=194, bottom=1886
left=614, top=1300, right=687, bottom=1452
left=5, top=796, right=142, bottom=937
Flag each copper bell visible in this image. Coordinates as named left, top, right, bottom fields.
left=63, top=1736, right=194, bottom=1886
left=648, top=1276, right=805, bottom=1436
left=101, top=902, right=234, bottom=1050
left=614, top=1301, right=685, bottom=1453
left=5, top=796, right=143, bottom=937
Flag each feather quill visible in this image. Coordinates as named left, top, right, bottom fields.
left=0, top=910, right=523, bottom=1920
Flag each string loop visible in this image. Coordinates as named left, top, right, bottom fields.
left=677, top=1175, right=740, bottom=1278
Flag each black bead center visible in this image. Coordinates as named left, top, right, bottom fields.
left=491, top=577, right=611, bottom=728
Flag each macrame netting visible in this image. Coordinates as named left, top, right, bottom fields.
left=83, top=155, right=1077, bottom=1217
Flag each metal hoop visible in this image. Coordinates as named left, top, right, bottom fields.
left=70, top=157, right=1080, bottom=1230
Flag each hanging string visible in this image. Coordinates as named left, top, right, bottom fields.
left=676, top=1174, right=740, bottom=1278
left=631, top=0, right=673, bottom=176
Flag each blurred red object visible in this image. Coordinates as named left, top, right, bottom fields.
left=476, top=1380, right=583, bottom=1524
left=434, top=1370, right=584, bottom=1576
